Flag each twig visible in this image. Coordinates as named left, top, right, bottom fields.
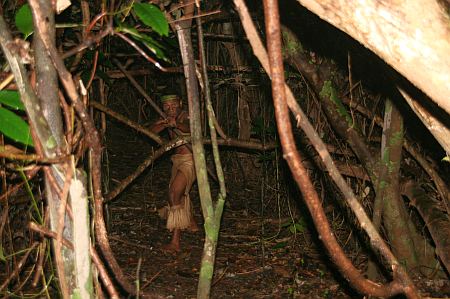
left=112, top=58, right=167, bottom=117
left=0, top=166, right=40, bottom=203
left=105, top=137, right=189, bottom=202
left=90, top=101, right=163, bottom=145
left=109, top=236, right=153, bottom=251
left=90, top=245, right=120, bottom=299
left=31, top=230, right=47, bottom=286
left=29, top=222, right=74, bottom=250
left=168, top=10, right=221, bottom=24
left=61, top=26, right=113, bottom=60
left=140, top=270, right=163, bottom=291
left=114, top=32, right=167, bottom=72
left=0, top=150, right=69, bottom=163
left=0, top=73, right=14, bottom=90
left=58, top=91, right=73, bottom=154
left=0, top=242, right=39, bottom=292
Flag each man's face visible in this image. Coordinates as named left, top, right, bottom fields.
left=162, top=100, right=181, bottom=117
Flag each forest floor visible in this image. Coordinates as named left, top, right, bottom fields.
left=105, top=122, right=449, bottom=299
left=106, top=123, right=353, bottom=299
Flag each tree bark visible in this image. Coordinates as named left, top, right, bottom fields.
left=402, top=180, right=450, bottom=274
left=295, top=0, right=450, bottom=120
left=378, top=100, right=419, bottom=270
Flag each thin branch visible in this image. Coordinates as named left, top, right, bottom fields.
left=0, top=242, right=39, bottom=292
left=111, top=58, right=167, bottom=118
left=90, top=101, right=164, bottom=145
left=0, top=166, right=40, bottom=203
left=61, top=26, right=113, bottom=60
left=0, top=150, right=69, bottom=163
left=29, top=222, right=74, bottom=250
left=90, top=245, right=120, bottom=299
left=114, top=32, right=167, bottom=72
left=105, top=137, right=189, bottom=202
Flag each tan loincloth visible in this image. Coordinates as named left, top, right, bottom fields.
left=161, top=153, right=196, bottom=231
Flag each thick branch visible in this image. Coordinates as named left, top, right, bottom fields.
left=104, top=137, right=189, bottom=203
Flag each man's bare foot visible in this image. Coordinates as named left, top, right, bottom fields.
left=162, top=242, right=180, bottom=254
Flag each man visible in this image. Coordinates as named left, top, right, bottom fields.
left=151, top=94, right=198, bottom=253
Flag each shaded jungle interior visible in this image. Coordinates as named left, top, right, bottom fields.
left=1, top=0, right=450, bottom=298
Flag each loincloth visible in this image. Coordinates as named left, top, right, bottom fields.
left=169, top=153, right=196, bottom=195
left=161, top=153, right=196, bottom=231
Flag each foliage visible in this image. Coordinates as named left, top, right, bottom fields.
left=0, top=90, right=25, bottom=110
left=282, top=217, right=307, bottom=234
left=15, top=4, right=33, bottom=39
left=132, top=3, right=168, bottom=37
left=115, top=21, right=168, bottom=61
left=0, top=90, right=33, bottom=146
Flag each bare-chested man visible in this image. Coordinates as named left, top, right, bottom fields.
left=151, top=94, right=198, bottom=253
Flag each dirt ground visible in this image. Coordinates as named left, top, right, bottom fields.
left=105, top=122, right=449, bottom=299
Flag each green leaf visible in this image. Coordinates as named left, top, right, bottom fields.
left=134, top=34, right=168, bottom=61
left=133, top=3, right=168, bottom=36
left=0, top=107, right=33, bottom=146
left=116, top=22, right=168, bottom=61
left=15, top=4, right=34, bottom=39
left=273, top=241, right=288, bottom=249
left=0, top=90, right=25, bottom=111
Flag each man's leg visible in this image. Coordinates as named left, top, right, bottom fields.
left=164, top=170, right=188, bottom=252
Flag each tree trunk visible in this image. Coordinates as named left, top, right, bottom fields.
left=174, top=9, right=218, bottom=298
left=378, top=100, right=419, bottom=270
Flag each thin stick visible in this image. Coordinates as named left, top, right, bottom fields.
left=90, top=245, right=120, bottom=299
left=90, top=101, right=163, bottom=145
left=112, top=58, right=167, bottom=117
left=0, top=242, right=39, bottom=292
left=29, top=222, right=74, bottom=250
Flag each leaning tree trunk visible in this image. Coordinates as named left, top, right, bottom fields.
left=174, top=5, right=221, bottom=298
left=377, top=99, right=419, bottom=270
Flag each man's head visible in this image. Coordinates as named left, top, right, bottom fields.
left=161, top=94, right=182, bottom=117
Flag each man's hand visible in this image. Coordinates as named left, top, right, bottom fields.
left=154, top=117, right=176, bottom=128
left=166, top=116, right=177, bottom=128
